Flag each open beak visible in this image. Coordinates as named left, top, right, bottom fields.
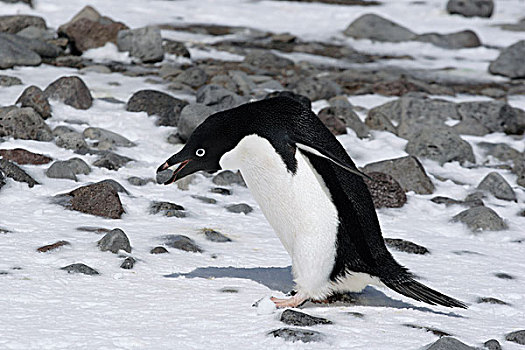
left=156, top=158, right=191, bottom=185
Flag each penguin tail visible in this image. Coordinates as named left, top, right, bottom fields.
left=381, top=277, right=468, bottom=309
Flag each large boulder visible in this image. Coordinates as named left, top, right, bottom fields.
left=0, top=33, right=61, bottom=58
left=0, top=15, right=46, bottom=34
left=456, top=101, right=525, bottom=135
left=477, top=172, right=516, bottom=201
left=451, top=206, right=507, bottom=232
left=446, top=0, right=494, bottom=18
left=343, top=14, right=416, bottom=42
left=363, top=172, right=407, bottom=208
left=126, top=90, right=188, bottom=126
left=117, top=26, right=164, bottom=63
left=177, top=104, right=216, bottom=142
left=489, top=40, right=525, bottom=79
left=0, top=107, right=53, bottom=141
left=0, top=33, right=41, bottom=69
left=16, top=85, right=51, bottom=119
left=44, top=76, right=93, bottom=110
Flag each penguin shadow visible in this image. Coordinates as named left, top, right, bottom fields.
left=165, top=266, right=463, bottom=318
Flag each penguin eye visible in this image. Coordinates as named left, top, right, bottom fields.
left=195, top=148, right=206, bottom=157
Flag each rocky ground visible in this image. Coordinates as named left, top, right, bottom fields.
left=1, top=0, right=524, bottom=349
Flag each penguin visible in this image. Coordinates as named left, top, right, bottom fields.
left=157, top=96, right=467, bottom=309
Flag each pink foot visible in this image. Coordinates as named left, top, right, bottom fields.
left=270, top=295, right=307, bottom=308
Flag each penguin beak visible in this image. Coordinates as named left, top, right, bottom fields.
left=156, top=150, right=195, bottom=185
left=157, top=159, right=191, bottom=185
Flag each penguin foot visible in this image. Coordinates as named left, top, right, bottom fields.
left=270, top=295, right=307, bottom=308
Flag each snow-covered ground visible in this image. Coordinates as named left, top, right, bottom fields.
left=1, top=0, right=525, bottom=349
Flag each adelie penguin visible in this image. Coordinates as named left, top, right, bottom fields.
left=157, top=96, right=467, bottom=309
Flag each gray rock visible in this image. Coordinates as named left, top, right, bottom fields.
left=477, top=297, right=508, bottom=305
left=343, top=14, right=416, bottom=42
left=93, top=152, right=133, bottom=170
left=150, top=201, right=186, bottom=218
left=457, top=101, right=525, bottom=135
left=483, top=339, right=501, bottom=350
left=212, top=170, right=246, bottom=187
left=506, top=330, right=525, bottom=345
left=97, top=228, right=131, bottom=254
left=384, top=238, right=429, bottom=255
left=126, top=90, right=188, bottom=127
left=0, top=33, right=41, bottom=69
left=117, top=26, right=164, bottom=63
left=426, top=336, right=476, bottom=350
left=363, top=156, right=434, bottom=194
left=210, top=187, right=231, bottom=195
left=120, top=257, right=135, bottom=269
left=477, top=172, right=516, bottom=201
left=513, top=157, right=525, bottom=188
left=494, top=272, right=514, bottom=280
left=415, top=30, right=481, bottom=49
left=61, top=263, right=99, bottom=275
left=83, top=127, right=136, bottom=147
left=127, top=176, right=151, bottom=186
left=363, top=172, right=407, bottom=208
left=452, top=206, right=507, bottom=232
left=0, top=107, right=52, bottom=141
left=96, top=180, right=129, bottom=195
left=196, top=84, right=247, bottom=112
left=446, top=0, right=494, bottom=18
left=45, top=161, right=78, bottom=181
left=163, top=235, right=203, bottom=253
left=177, top=104, right=216, bottom=142
left=202, top=228, right=231, bottom=242
left=156, top=169, right=174, bottom=185
left=192, top=196, right=217, bottom=204
left=405, top=128, right=475, bottom=165
left=317, top=107, right=347, bottom=136
left=163, top=39, right=190, bottom=57
left=269, top=328, right=324, bottom=343
left=229, top=70, right=256, bottom=96
left=0, top=32, right=60, bottom=58
left=16, top=26, right=54, bottom=41
left=243, top=49, right=294, bottom=69
left=292, top=77, right=342, bottom=102
left=55, top=132, right=88, bottom=151
left=280, top=310, right=332, bottom=326
left=0, top=158, right=38, bottom=187
left=256, top=79, right=284, bottom=92
left=52, top=125, right=76, bottom=137
left=150, top=246, right=168, bottom=254
left=0, top=15, right=46, bottom=34
left=463, top=192, right=485, bottom=207
left=489, top=40, right=525, bottom=78
left=0, top=75, right=22, bottom=86
left=431, top=196, right=463, bottom=206
left=403, top=324, right=451, bottom=337
left=478, top=142, right=522, bottom=163
left=226, top=203, right=253, bottom=214
left=16, top=85, right=51, bottom=119
left=65, top=157, right=91, bottom=175
left=174, top=67, right=208, bottom=88
left=44, top=76, right=93, bottom=110
left=0, top=170, right=5, bottom=190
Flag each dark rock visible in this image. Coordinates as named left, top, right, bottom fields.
left=164, top=235, right=203, bottom=253
left=97, top=179, right=129, bottom=195
left=265, top=91, right=311, bottom=109
left=431, top=196, right=463, bottom=206
left=456, top=101, right=525, bottom=135
left=219, top=287, right=238, bottom=293
left=363, top=156, right=434, bottom=194
left=97, top=228, right=131, bottom=253
left=405, top=128, right=475, bottom=165
left=37, top=240, right=70, bottom=253
left=291, top=77, right=342, bottom=102
left=483, top=339, right=501, bottom=350
left=506, top=330, right=525, bottom=345
left=163, top=39, right=190, bottom=57
left=192, top=196, right=217, bottom=204
left=426, top=337, right=476, bottom=350
left=196, top=84, right=247, bottom=112
left=174, top=67, right=208, bottom=88
left=477, top=172, right=516, bottom=201
left=415, top=30, right=481, bottom=49
left=0, top=33, right=41, bottom=68
left=150, top=246, right=168, bottom=254
left=212, top=170, right=246, bottom=187
left=384, top=238, right=429, bottom=255
left=16, top=85, right=51, bottom=119
left=83, top=127, right=135, bottom=147
left=403, top=323, right=451, bottom=337
left=451, top=206, right=507, bottom=232
left=476, top=297, right=508, bottom=305
left=44, top=76, right=93, bottom=110
left=61, top=263, right=99, bottom=275
left=127, top=176, right=152, bottom=186
left=363, top=172, right=407, bottom=208
left=280, top=310, right=332, bottom=327
left=446, top=0, right=494, bottom=18
left=489, top=40, right=525, bottom=78
left=93, top=152, right=133, bottom=170
left=76, top=226, right=110, bottom=233
left=117, top=26, right=163, bottom=63
left=120, top=257, right=135, bottom=269
left=0, top=32, right=61, bottom=58
left=126, top=90, right=188, bottom=127
left=0, top=170, right=5, bottom=190
left=226, top=203, right=253, bottom=214
left=513, top=157, right=525, bottom=188
left=0, top=15, right=46, bottom=34
left=494, top=272, right=514, bottom=280
left=0, top=107, right=53, bottom=141
left=202, top=228, right=232, bottom=242
left=210, top=187, right=231, bottom=195
left=348, top=312, right=365, bottom=318
left=269, top=328, right=324, bottom=343
left=177, top=104, right=216, bottom=142
left=244, top=49, right=294, bottom=69
left=55, top=132, right=88, bottom=151
left=0, top=159, right=38, bottom=187
left=45, top=161, right=77, bottom=181
left=0, top=148, right=51, bottom=165
left=0, top=75, right=22, bottom=86
left=150, top=201, right=186, bottom=218
left=343, top=14, right=416, bottom=42
left=478, top=142, right=522, bottom=163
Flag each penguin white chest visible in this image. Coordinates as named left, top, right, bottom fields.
left=220, top=134, right=339, bottom=298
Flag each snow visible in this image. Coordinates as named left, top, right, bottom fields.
left=1, top=0, right=525, bottom=349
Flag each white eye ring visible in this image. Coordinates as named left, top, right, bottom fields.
left=196, top=148, right=206, bottom=157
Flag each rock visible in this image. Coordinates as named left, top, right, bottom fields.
left=76, top=226, right=110, bottom=233
left=0, top=159, right=38, bottom=187
left=0, top=33, right=41, bottom=68
left=494, top=272, right=514, bottom=280
left=405, top=128, right=475, bottom=165
left=126, top=90, right=188, bottom=127
left=452, top=206, right=507, bottom=232
left=15, top=85, right=51, bottom=119
left=291, top=77, right=342, bottom=102
left=506, top=330, right=525, bottom=345
left=37, top=240, right=70, bottom=253
left=127, top=176, right=151, bottom=186
left=192, top=195, right=217, bottom=204
left=457, top=101, right=525, bottom=135
left=64, top=158, right=91, bottom=175
left=513, top=157, right=525, bottom=188
left=463, top=192, right=485, bottom=207
left=343, top=14, right=416, bottom=42
left=177, top=104, right=216, bottom=142
left=426, top=337, right=476, bottom=350
left=202, top=228, right=231, bottom=242
left=58, top=5, right=128, bottom=53
left=52, top=126, right=76, bottom=137
left=280, top=310, right=332, bottom=326
left=44, top=76, right=93, bottom=110
left=229, top=70, right=256, bottom=96
left=363, top=156, right=434, bottom=194
left=446, top=0, right=494, bottom=18
left=55, top=132, right=88, bottom=151
left=150, top=246, right=168, bottom=254
left=61, top=263, right=99, bottom=275
left=384, top=238, right=429, bottom=254
left=155, top=169, right=174, bottom=185
left=0, top=75, right=22, bottom=86
left=93, top=152, right=133, bottom=170
left=117, top=26, right=164, bottom=63
left=174, top=67, right=208, bottom=88
left=317, top=107, right=347, bottom=135
left=415, top=30, right=481, bottom=49
left=163, top=39, right=190, bottom=57
left=489, top=40, right=525, bottom=79
left=120, top=257, right=135, bottom=269
left=56, top=182, right=125, bottom=219
left=196, top=84, right=247, bottom=112
left=483, top=339, right=501, bottom=350
left=0, top=32, right=60, bottom=58
left=83, top=127, right=135, bottom=147
left=16, top=26, right=53, bottom=41
left=265, top=91, right=312, bottom=109
left=0, top=15, right=46, bottom=34
left=243, top=49, right=294, bottom=69
left=431, top=196, right=463, bottom=206
left=363, top=172, right=407, bottom=209
left=477, top=297, right=508, bottom=305
left=97, top=228, right=131, bottom=254
left=163, top=235, right=203, bottom=253
left=150, top=201, right=186, bottom=218
left=478, top=142, right=522, bottom=163
left=320, top=106, right=369, bottom=138
left=477, top=172, right=516, bottom=201
left=212, top=170, right=246, bottom=187
left=0, top=171, right=5, bottom=190
left=269, top=328, right=324, bottom=343
left=45, top=161, right=78, bottom=181
left=403, top=324, right=451, bottom=337
left=210, top=187, right=231, bottom=195
left=0, top=148, right=51, bottom=165
left=226, top=203, right=253, bottom=214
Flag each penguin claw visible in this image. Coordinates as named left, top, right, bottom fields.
left=270, top=295, right=307, bottom=308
